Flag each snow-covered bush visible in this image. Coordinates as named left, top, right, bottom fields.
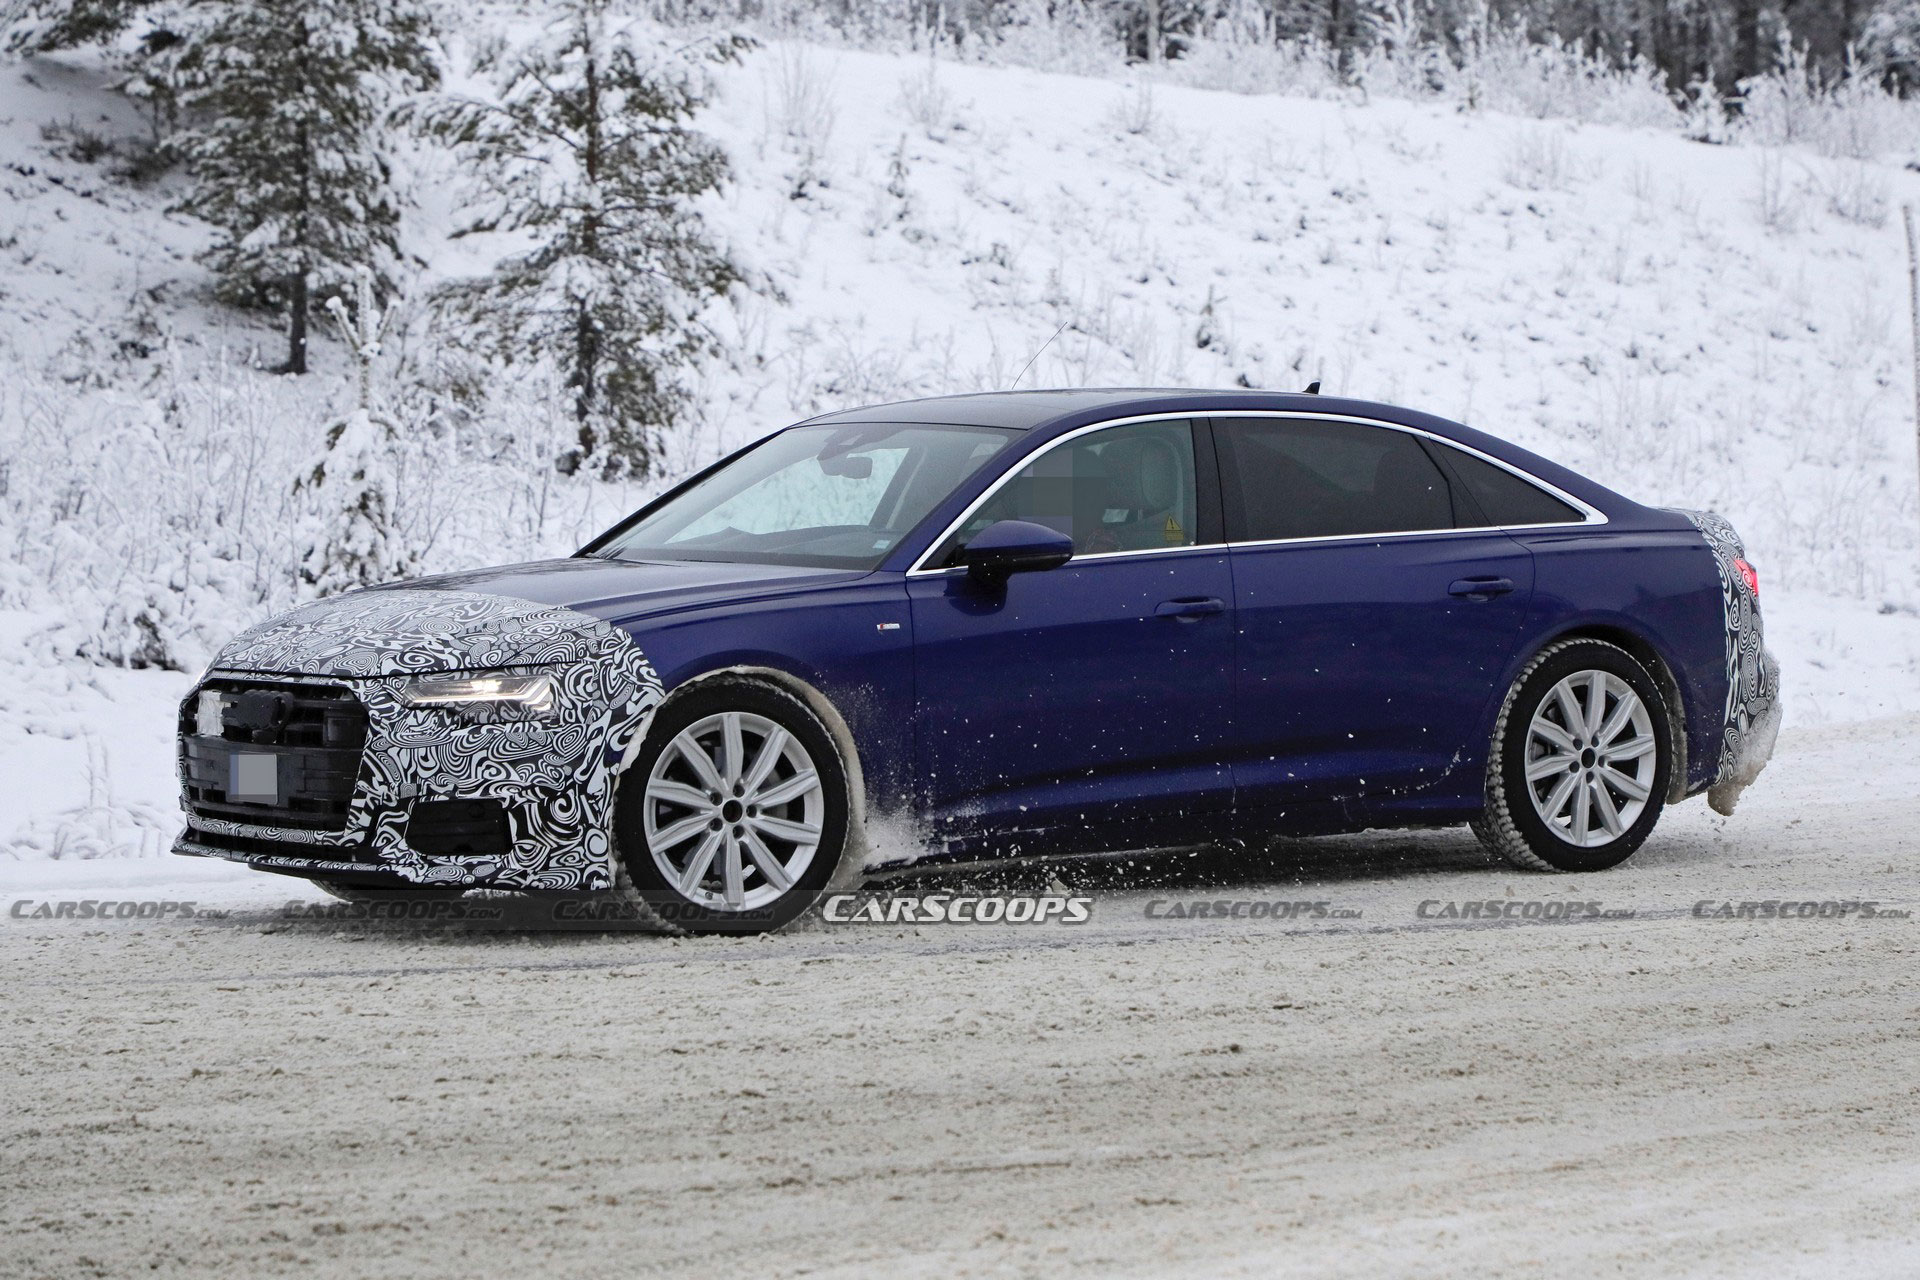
left=1500, top=124, right=1575, bottom=191
left=1163, top=33, right=1344, bottom=99
left=1734, top=42, right=1920, bottom=162
left=298, top=273, right=421, bottom=596
left=896, top=59, right=958, bottom=139
left=0, top=317, right=660, bottom=671
left=0, top=346, right=322, bottom=671
left=1458, top=24, right=1678, bottom=128
left=979, top=0, right=1123, bottom=79
left=297, top=407, right=416, bottom=597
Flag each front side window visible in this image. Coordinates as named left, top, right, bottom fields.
left=936, top=419, right=1200, bottom=565
left=1216, top=418, right=1452, bottom=541
left=594, top=423, right=1015, bottom=569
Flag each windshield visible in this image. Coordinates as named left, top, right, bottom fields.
left=593, top=422, right=1018, bottom=569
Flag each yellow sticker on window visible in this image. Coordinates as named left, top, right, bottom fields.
left=1164, top=515, right=1184, bottom=545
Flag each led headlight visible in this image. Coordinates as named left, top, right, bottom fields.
left=399, top=671, right=556, bottom=719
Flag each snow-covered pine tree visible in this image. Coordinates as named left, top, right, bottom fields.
left=1866, top=0, right=1920, bottom=92
left=410, top=1, right=752, bottom=477
left=297, top=268, right=417, bottom=595
left=164, top=0, right=437, bottom=374
left=1, top=0, right=150, bottom=54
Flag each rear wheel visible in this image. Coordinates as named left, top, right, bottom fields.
left=613, top=678, right=851, bottom=935
left=1473, top=638, right=1670, bottom=873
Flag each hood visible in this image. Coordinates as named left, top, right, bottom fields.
left=395, top=556, right=869, bottom=624
left=210, top=558, right=864, bottom=679
left=212, top=587, right=624, bottom=679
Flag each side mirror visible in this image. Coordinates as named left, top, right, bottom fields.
left=956, top=519, right=1075, bottom=584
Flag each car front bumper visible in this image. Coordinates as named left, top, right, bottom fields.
left=173, top=592, right=662, bottom=890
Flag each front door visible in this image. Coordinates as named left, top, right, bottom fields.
left=909, top=418, right=1236, bottom=851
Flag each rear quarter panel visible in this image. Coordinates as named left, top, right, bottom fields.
left=1509, top=523, right=1727, bottom=796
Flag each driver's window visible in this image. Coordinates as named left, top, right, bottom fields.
left=940, top=419, right=1198, bottom=564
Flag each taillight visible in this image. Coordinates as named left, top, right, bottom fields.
left=1733, top=557, right=1758, bottom=598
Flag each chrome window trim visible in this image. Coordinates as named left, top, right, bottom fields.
left=905, top=409, right=1606, bottom=577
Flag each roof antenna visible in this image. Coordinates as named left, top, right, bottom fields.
left=1303, top=380, right=1321, bottom=394
left=1011, top=320, right=1070, bottom=391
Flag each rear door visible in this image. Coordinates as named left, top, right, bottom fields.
left=908, top=418, right=1236, bottom=850
left=1216, top=415, right=1537, bottom=819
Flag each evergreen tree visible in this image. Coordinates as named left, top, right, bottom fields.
left=2, top=0, right=153, bottom=54
left=165, top=0, right=437, bottom=374
left=411, top=0, right=753, bottom=477
left=298, top=269, right=417, bottom=594
left=1865, top=0, right=1920, bottom=91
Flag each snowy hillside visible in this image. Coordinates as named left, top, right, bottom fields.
left=698, top=47, right=1920, bottom=587
left=3, top=33, right=1920, bottom=859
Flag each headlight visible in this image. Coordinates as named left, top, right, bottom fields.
left=399, top=671, right=557, bottom=718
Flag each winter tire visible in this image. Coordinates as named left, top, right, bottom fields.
left=1473, top=638, right=1671, bottom=873
left=613, top=678, right=852, bottom=935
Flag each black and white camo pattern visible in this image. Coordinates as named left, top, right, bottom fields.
left=1677, top=510, right=1782, bottom=814
left=176, top=589, right=663, bottom=889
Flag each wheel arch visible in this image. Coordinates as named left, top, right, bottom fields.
left=627, top=663, right=874, bottom=876
left=1521, top=622, right=1691, bottom=804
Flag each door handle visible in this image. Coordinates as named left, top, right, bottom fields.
left=1448, top=577, right=1516, bottom=600
left=1155, top=597, right=1227, bottom=620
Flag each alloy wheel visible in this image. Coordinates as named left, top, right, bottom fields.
left=642, top=710, right=825, bottom=911
left=1523, top=669, right=1658, bottom=848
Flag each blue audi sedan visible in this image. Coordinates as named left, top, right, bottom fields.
left=176, top=390, right=1779, bottom=932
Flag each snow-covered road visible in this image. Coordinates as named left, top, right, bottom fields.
left=4, top=710, right=1917, bottom=1279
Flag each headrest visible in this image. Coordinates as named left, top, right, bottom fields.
left=1101, top=437, right=1181, bottom=513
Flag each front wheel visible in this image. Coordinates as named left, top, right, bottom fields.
left=612, top=678, right=852, bottom=934
left=1473, top=638, right=1671, bottom=873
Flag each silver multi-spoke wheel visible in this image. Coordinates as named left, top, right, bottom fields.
left=1523, top=669, right=1657, bottom=848
left=642, top=710, right=825, bottom=912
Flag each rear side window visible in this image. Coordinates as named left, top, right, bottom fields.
left=1426, top=441, right=1583, bottom=527
left=1216, top=418, right=1451, bottom=541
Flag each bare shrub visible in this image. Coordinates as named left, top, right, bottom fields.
left=897, top=61, right=956, bottom=140
left=1501, top=126, right=1572, bottom=191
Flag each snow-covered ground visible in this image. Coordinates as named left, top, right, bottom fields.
left=4, top=690, right=1918, bottom=1277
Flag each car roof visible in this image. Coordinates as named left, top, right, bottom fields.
left=798, top=388, right=1338, bottom=431
left=795, top=387, right=1466, bottom=436
left=796, top=388, right=1644, bottom=521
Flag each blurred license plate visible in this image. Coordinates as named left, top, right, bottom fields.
left=229, top=751, right=280, bottom=804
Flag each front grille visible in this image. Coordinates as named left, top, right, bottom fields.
left=180, top=680, right=368, bottom=831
